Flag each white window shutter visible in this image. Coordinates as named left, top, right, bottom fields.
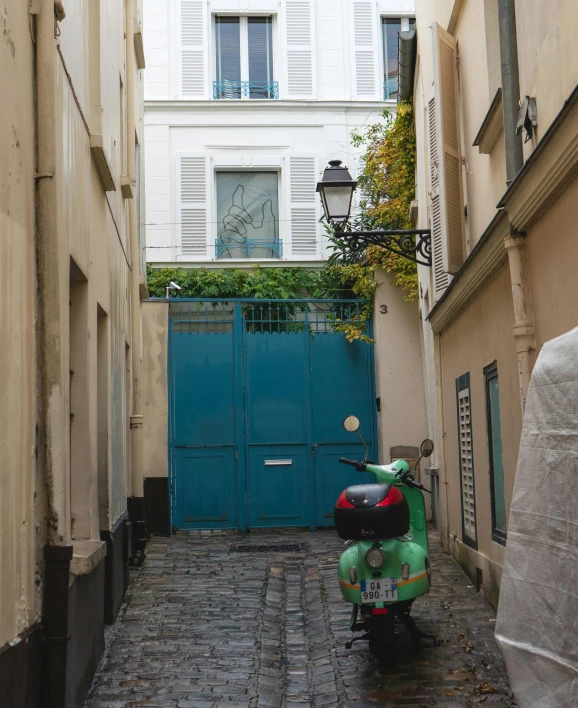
left=352, top=1, right=376, bottom=98
left=289, top=156, right=318, bottom=257
left=285, top=0, right=315, bottom=98
left=180, top=0, right=205, bottom=97
left=431, top=22, right=464, bottom=290
left=457, top=378, right=476, bottom=544
left=179, top=155, right=207, bottom=257
left=428, top=95, right=450, bottom=299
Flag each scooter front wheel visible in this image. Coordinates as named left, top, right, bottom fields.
left=368, top=612, right=397, bottom=663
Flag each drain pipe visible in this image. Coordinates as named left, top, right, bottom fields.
left=36, top=1, right=73, bottom=705
left=126, top=0, right=144, bottom=503
left=37, top=0, right=68, bottom=545
left=498, top=0, right=535, bottom=410
left=42, top=546, right=73, bottom=708
left=498, top=0, right=523, bottom=185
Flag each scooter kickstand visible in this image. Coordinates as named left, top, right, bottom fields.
left=345, top=633, right=371, bottom=649
left=400, top=614, right=440, bottom=648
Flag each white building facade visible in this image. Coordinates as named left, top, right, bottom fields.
left=144, top=0, right=415, bottom=267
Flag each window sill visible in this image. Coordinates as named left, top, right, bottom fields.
left=69, top=539, right=107, bottom=577
left=473, top=88, right=503, bottom=154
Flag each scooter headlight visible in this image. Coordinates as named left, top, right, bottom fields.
left=365, top=548, right=385, bottom=568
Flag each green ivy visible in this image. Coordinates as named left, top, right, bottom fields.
left=329, top=101, right=419, bottom=302
left=146, top=264, right=364, bottom=301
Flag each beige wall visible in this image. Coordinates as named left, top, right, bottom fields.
left=0, top=0, right=38, bottom=649
left=413, top=0, right=578, bottom=607
left=0, top=0, right=146, bottom=652
left=515, top=0, right=578, bottom=161
left=414, top=0, right=507, bottom=263
left=374, top=271, right=428, bottom=464
left=141, top=302, right=170, bottom=493
left=440, top=266, right=522, bottom=602
left=526, top=178, right=578, bottom=351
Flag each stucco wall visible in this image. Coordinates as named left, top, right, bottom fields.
left=440, top=266, right=522, bottom=572
left=0, top=0, right=38, bottom=649
left=141, top=302, right=170, bottom=493
left=56, top=5, right=136, bottom=538
left=526, top=177, right=578, bottom=352
left=373, top=271, right=427, bottom=464
left=515, top=0, right=578, bottom=162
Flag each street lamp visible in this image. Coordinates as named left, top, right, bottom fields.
left=316, top=160, right=358, bottom=230
left=316, top=160, right=433, bottom=267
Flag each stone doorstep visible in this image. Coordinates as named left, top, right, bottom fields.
left=69, top=539, right=107, bottom=578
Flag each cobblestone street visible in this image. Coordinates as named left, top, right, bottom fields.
left=85, top=529, right=514, bottom=708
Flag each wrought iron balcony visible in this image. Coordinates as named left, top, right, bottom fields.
left=212, top=80, right=280, bottom=100
left=384, top=78, right=399, bottom=100
left=215, top=239, right=283, bottom=259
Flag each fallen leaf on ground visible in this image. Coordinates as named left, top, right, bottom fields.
left=475, top=684, right=495, bottom=694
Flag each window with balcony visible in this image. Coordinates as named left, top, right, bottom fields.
left=213, top=16, right=278, bottom=100
left=215, top=172, right=281, bottom=259
left=382, top=17, right=414, bottom=100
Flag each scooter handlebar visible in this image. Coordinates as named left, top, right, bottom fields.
left=339, top=458, right=367, bottom=472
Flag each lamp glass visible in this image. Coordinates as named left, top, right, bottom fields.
left=320, top=186, right=354, bottom=225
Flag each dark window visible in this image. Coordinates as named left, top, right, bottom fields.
left=215, top=17, right=241, bottom=84
left=484, top=362, right=507, bottom=545
left=382, top=18, right=401, bottom=99
left=214, top=16, right=275, bottom=99
left=248, top=17, right=274, bottom=98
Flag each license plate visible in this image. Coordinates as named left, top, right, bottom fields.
left=360, top=578, right=398, bottom=603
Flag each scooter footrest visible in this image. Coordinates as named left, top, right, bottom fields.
left=345, top=633, right=371, bottom=649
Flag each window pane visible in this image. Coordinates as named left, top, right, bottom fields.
left=383, top=18, right=401, bottom=99
left=409, top=18, right=416, bottom=32
left=248, top=17, right=274, bottom=98
left=216, top=172, right=279, bottom=259
left=215, top=16, right=241, bottom=97
left=488, top=374, right=506, bottom=536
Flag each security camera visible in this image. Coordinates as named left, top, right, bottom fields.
left=169, top=281, right=182, bottom=290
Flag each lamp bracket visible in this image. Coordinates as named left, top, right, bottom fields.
left=338, top=229, right=432, bottom=267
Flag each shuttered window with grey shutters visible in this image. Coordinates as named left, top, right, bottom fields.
left=428, top=22, right=464, bottom=300
left=289, top=156, right=318, bottom=257
left=352, top=1, right=376, bottom=97
left=456, top=373, right=477, bottom=547
left=285, top=0, right=315, bottom=98
left=180, top=0, right=205, bottom=97
left=179, top=155, right=207, bottom=257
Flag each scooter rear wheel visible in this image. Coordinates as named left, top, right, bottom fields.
left=368, top=612, right=398, bottom=663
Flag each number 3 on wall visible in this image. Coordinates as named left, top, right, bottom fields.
left=380, top=305, right=388, bottom=314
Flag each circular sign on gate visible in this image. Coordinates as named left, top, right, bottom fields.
left=343, top=415, right=361, bottom=433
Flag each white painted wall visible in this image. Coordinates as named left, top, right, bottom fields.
left=144, top=0, right=415, bottom=266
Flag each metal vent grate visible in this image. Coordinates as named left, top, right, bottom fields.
left=458, top=386, right=476, bottom=541
left=229, top=543, right=309, bottom=553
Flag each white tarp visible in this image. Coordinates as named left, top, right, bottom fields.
left=495, top=326, right=578, bottom=707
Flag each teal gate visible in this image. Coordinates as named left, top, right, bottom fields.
left=169, top=299, right=377, bottom=531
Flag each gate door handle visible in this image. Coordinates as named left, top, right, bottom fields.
left=264, top=460, right=293, bottom=466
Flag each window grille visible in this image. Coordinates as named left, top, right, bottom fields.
left=457, top=373, right=477, bottom=546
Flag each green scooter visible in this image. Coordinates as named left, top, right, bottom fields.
left=334, top=415, right=439, bottom=659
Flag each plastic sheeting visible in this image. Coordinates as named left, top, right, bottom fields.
left=495, top=326, right=578, bottom=707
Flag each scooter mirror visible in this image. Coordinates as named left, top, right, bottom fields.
left=420, top=439, right=434, bottom=458
left=343, top=415, right=361, bottom=433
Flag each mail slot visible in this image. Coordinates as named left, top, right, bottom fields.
left=264, top=460, right=293, bottom=466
